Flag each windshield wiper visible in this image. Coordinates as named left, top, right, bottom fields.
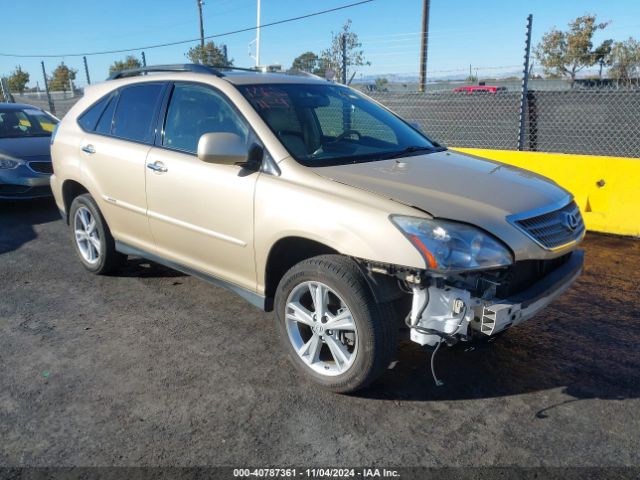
left=381, top=145, right=442, bottom=160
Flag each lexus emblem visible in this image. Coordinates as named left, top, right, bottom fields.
left=562, top=212, right=580, bottom=231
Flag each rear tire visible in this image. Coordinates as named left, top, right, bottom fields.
left=274, top=255, right=397, bottom=393
left=69, top=194, right=125, bottom=275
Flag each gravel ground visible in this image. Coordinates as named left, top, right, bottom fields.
left=0, top=198, right=638, bottom=468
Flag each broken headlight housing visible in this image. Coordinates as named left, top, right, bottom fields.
left=391, top=215, right=513, bottom=273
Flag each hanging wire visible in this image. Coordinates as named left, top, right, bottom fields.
left=0, top=0, right=374, bottom=58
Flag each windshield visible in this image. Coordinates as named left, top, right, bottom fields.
left=0, top=107, right=58, bottom=139
left=238, top=83, right=443, bottom=166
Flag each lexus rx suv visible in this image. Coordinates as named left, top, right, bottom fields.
left=50, top=64, right=585, bottom=392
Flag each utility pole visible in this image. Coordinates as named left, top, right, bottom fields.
left=418, top=0, right=430, bottom=92
left=41, top=61, right=55, bottom=116
left=141, top=51, right=147, bottom=67
left=517, top=14, right=533, bottom=151
left=341, top=34, right=347, bottom=84
left=83, top=56, right=91, bottom=85
left=197, top=0, right=205, bottom=50
left=255, top=0, right=261, bottom=67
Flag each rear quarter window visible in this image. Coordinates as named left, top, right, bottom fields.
left=78, top=94, right=111, bottom=131
left=95, top=95, right=117, bottom=135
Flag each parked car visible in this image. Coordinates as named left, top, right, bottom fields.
left=50, top=64, right=584, bottom=392
left=453, top=85, right=507, bottom=94
left=0, top=103, right=59, bottom=199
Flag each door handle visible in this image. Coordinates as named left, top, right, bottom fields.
left=146, top=161, right=168, bottom=173
left=81, top=144, right=96, bottom=154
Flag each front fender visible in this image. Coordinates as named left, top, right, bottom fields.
left=253, top=162, right=427, bottom=293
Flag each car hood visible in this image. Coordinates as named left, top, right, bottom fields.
left=313, top=149, right=572, bottom=260
left=0, top=136, right=52, bottom=160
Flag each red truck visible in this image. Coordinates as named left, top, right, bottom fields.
left=453, top=85, right=507, bottom=94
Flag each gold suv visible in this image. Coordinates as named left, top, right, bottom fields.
left=50, top=64, right=585, bottom=392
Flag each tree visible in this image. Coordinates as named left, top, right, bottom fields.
left=608, top=38, right=640, bottom=85
left=186, top=41, right=232, bottom=67
left=49, top=62, right=77, bottom=93
left=291, top=52, right=321, bottom=74
left=534, top=15, right=611, bottom=86
left=109, top=55, right=142, bottom=75
left=319, top=20, right=370, bottom=82
left=7, top=66, right=30, bottom=94
left=374, top=77, right=389, bottom=91
left=594, top=39, right=614, bottom=79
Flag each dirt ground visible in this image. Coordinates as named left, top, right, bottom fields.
left=0, top=198, right=638, bottom=468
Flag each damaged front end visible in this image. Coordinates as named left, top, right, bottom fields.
left=362, top=249, right=583, bottom=385
left=402, top=250, right=583, bottom=347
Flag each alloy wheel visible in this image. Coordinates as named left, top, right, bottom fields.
left=74, top=206, right=101, bottom=265
left=285, top=281, right=358, bottom=376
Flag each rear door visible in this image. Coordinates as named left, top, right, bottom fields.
left=79, top=82, right=166, bottom=252
left=145, top=81, right=259, bottom=291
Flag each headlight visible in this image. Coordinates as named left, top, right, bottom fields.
left=391, top=215, right=513, bottom=272
left=0, top=158, right=22, bottom=169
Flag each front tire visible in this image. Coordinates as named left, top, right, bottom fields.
left=274, top=255, right=397, bottom=393
left=69, top=194, right=124, bottom=275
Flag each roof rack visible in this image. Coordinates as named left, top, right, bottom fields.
left=106, top=63, right=327, bottom=81
left=107, top=63, right=227, bottom=80
left=210, top=65, right=263, bottom=73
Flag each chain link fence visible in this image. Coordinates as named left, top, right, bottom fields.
left=9, top=91, right=84, bottom=118
left=3, top=74, right=639, bottom=158
left=366, top=89, right=640, bottom=158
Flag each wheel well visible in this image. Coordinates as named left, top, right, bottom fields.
left=264, top=237, right=338, bottom=308
left=61, top=180, right=89, bottom=224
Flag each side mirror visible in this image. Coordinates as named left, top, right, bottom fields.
left=197, top=132, right=247, bottom=165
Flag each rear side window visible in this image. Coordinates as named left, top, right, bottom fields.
left=77, top=94, right=111, bottom=131
left=111, top=83, right=164, bottom=144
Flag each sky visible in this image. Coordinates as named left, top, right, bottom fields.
left=1, top=0, right=639, bottom=88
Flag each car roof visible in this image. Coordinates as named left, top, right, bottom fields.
left=0, top=103, right=45, bottom=112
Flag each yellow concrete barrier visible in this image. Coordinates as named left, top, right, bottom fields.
left=452, top=148, right=640, bottom=237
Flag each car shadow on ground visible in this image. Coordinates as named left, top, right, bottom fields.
left=0, top=198, right=186, bottom=279
left=360, top=332, right=638, bottom=406
left=0, top=198, right=61, bottom=254
left=117, top=258, right=187, bottom=279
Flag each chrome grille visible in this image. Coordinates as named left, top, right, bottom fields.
left=511, top=201, right=585, bottom=250
left=28, top=161, right=54, bottom=174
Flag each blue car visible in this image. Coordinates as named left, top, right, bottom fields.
left=0, top=103, right=59, bottom=199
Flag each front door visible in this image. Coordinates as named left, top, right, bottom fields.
left=145, top=82, right=259, bottom=291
